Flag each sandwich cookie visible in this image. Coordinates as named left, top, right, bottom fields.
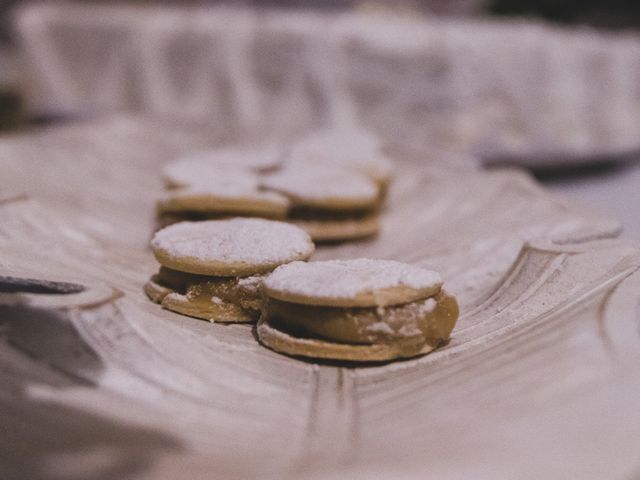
left=156, top=170, right=290, bottom=227
left=162, top=144, right=284, bottom=188
left=288, top=128, right=394, bottom=194
left=261, top=165, right=381, bottom=242
left=258, top=259, right=458, bottom=361
left=146, top=218, right=315, bottom=323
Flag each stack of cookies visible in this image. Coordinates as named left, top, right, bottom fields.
left=286, top=128, right=394, bottom=197
left=147, top=128, right=460, bottom=362
left=260, top=164, right=381, bottom=242
left=257, top=259, right=459, bottom=362
left=145, top=219, right=459, bottom=362
left=156, top=128, right=393, bottom=242
left=157, top=145, right=289, bottom=228
left=146, top=218, right=314, bottom=323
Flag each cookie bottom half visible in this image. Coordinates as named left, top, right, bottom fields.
left=144, top=267, right=263, bottom=323
left=289, top=206, right=380, bottom=242
left=156, top=210, right=284, bottom=230
left=258, top=290, right=458, bottom=361
left=257, top=319, right=436, bottom=362
left=157, top=209, right=379, bottom=242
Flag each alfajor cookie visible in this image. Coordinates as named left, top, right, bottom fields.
left=146, top=218, right=314, bottom=323
left=156, top=170, right=290, bottom=227
left=261, top=165, right=381, bottom=242
left=162, top=144, right=284, bottom=188
left=258, top=259, right=458, bottom=361
left=288, top=128, right=394, bottom=194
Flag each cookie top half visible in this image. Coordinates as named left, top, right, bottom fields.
left=156, top=170, right=289, bottom=218
left=289, top=128, right=394, bottom=185
left=151, top=218, right=315, bottom=276
left=263, top=258, right=442, bottom=307
left=261, top=165, right=379, bottom=211
left=163, top=145, right=283, bottom=188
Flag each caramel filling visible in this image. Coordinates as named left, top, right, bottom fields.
left=152, top=266, right=264, bottom=318
left=156, top=206, right=379, bottom=241
left=157, top=209, right=283, bottom=230
left=288, top=206, right=377, bottom=222
left=157, top=196, right=288, bottom=219
left=263, top=289, right=458, bottom=348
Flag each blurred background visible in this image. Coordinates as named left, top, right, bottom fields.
left=4, top=0, right=640, bottom=129
left=1, top=0, right=639, bottom=235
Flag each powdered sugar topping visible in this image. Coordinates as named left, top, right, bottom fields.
left=160, top=178, right=289, bottom=206
left=288, top=128, right=393, bottom=182
left=151, top=218, right=314, bottom=267
left=265, top=259, right=442, bottom=301
left=261, top=164, right=379, bottom=206
left=236, top=275, right=265, bottom=295
left=163, top=144, right=283, bottom=187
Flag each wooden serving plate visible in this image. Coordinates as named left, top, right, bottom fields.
left=1, top=117, right=639, bottom=480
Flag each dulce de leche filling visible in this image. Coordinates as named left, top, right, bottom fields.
left=153, top=266, right=265, bottom=317
left=263, top=289, right=458, bottom=347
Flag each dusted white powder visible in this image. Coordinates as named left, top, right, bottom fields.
left=261, top=164, right=379, bottom=205
left=366, top=321, right=395, bottom=335
left=419, top=297, right=437, bottom=313
left=264, top=259, right=441, bottom=300
left=398, top=324, right=422, bottom=337
left=163, top=161, right=255, bottom=189
left=289, top=128, right=393, bottom=182
left=163, top=144, right=283, bottom=187
left=151, top=218, right=314, bottom=266
left=236, top=275, right=265, bottom=295
left=160, top=181, right=289, bottom=206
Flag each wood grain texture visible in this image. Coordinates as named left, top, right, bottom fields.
left=1, top=117, right=639, bottom=480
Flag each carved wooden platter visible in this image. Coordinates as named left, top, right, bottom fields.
left=1, top=117, right=639, bottom=480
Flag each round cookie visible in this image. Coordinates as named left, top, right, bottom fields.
left=261, top=164, right=380, bottom=211
left=258, top=259, right=457, bottom=362
left=288, top=128, right=394, bottom=188
left=163, top=144, right=283, bottom=188
left=290, top=213, right=380, bottom=242
left=257, top=317, right=437, bottom=362
left=157, top=179, right=290, bottom=220
left=151, top=218, right=315, bottom=277
left=264, top=259, right=442, bottom=307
